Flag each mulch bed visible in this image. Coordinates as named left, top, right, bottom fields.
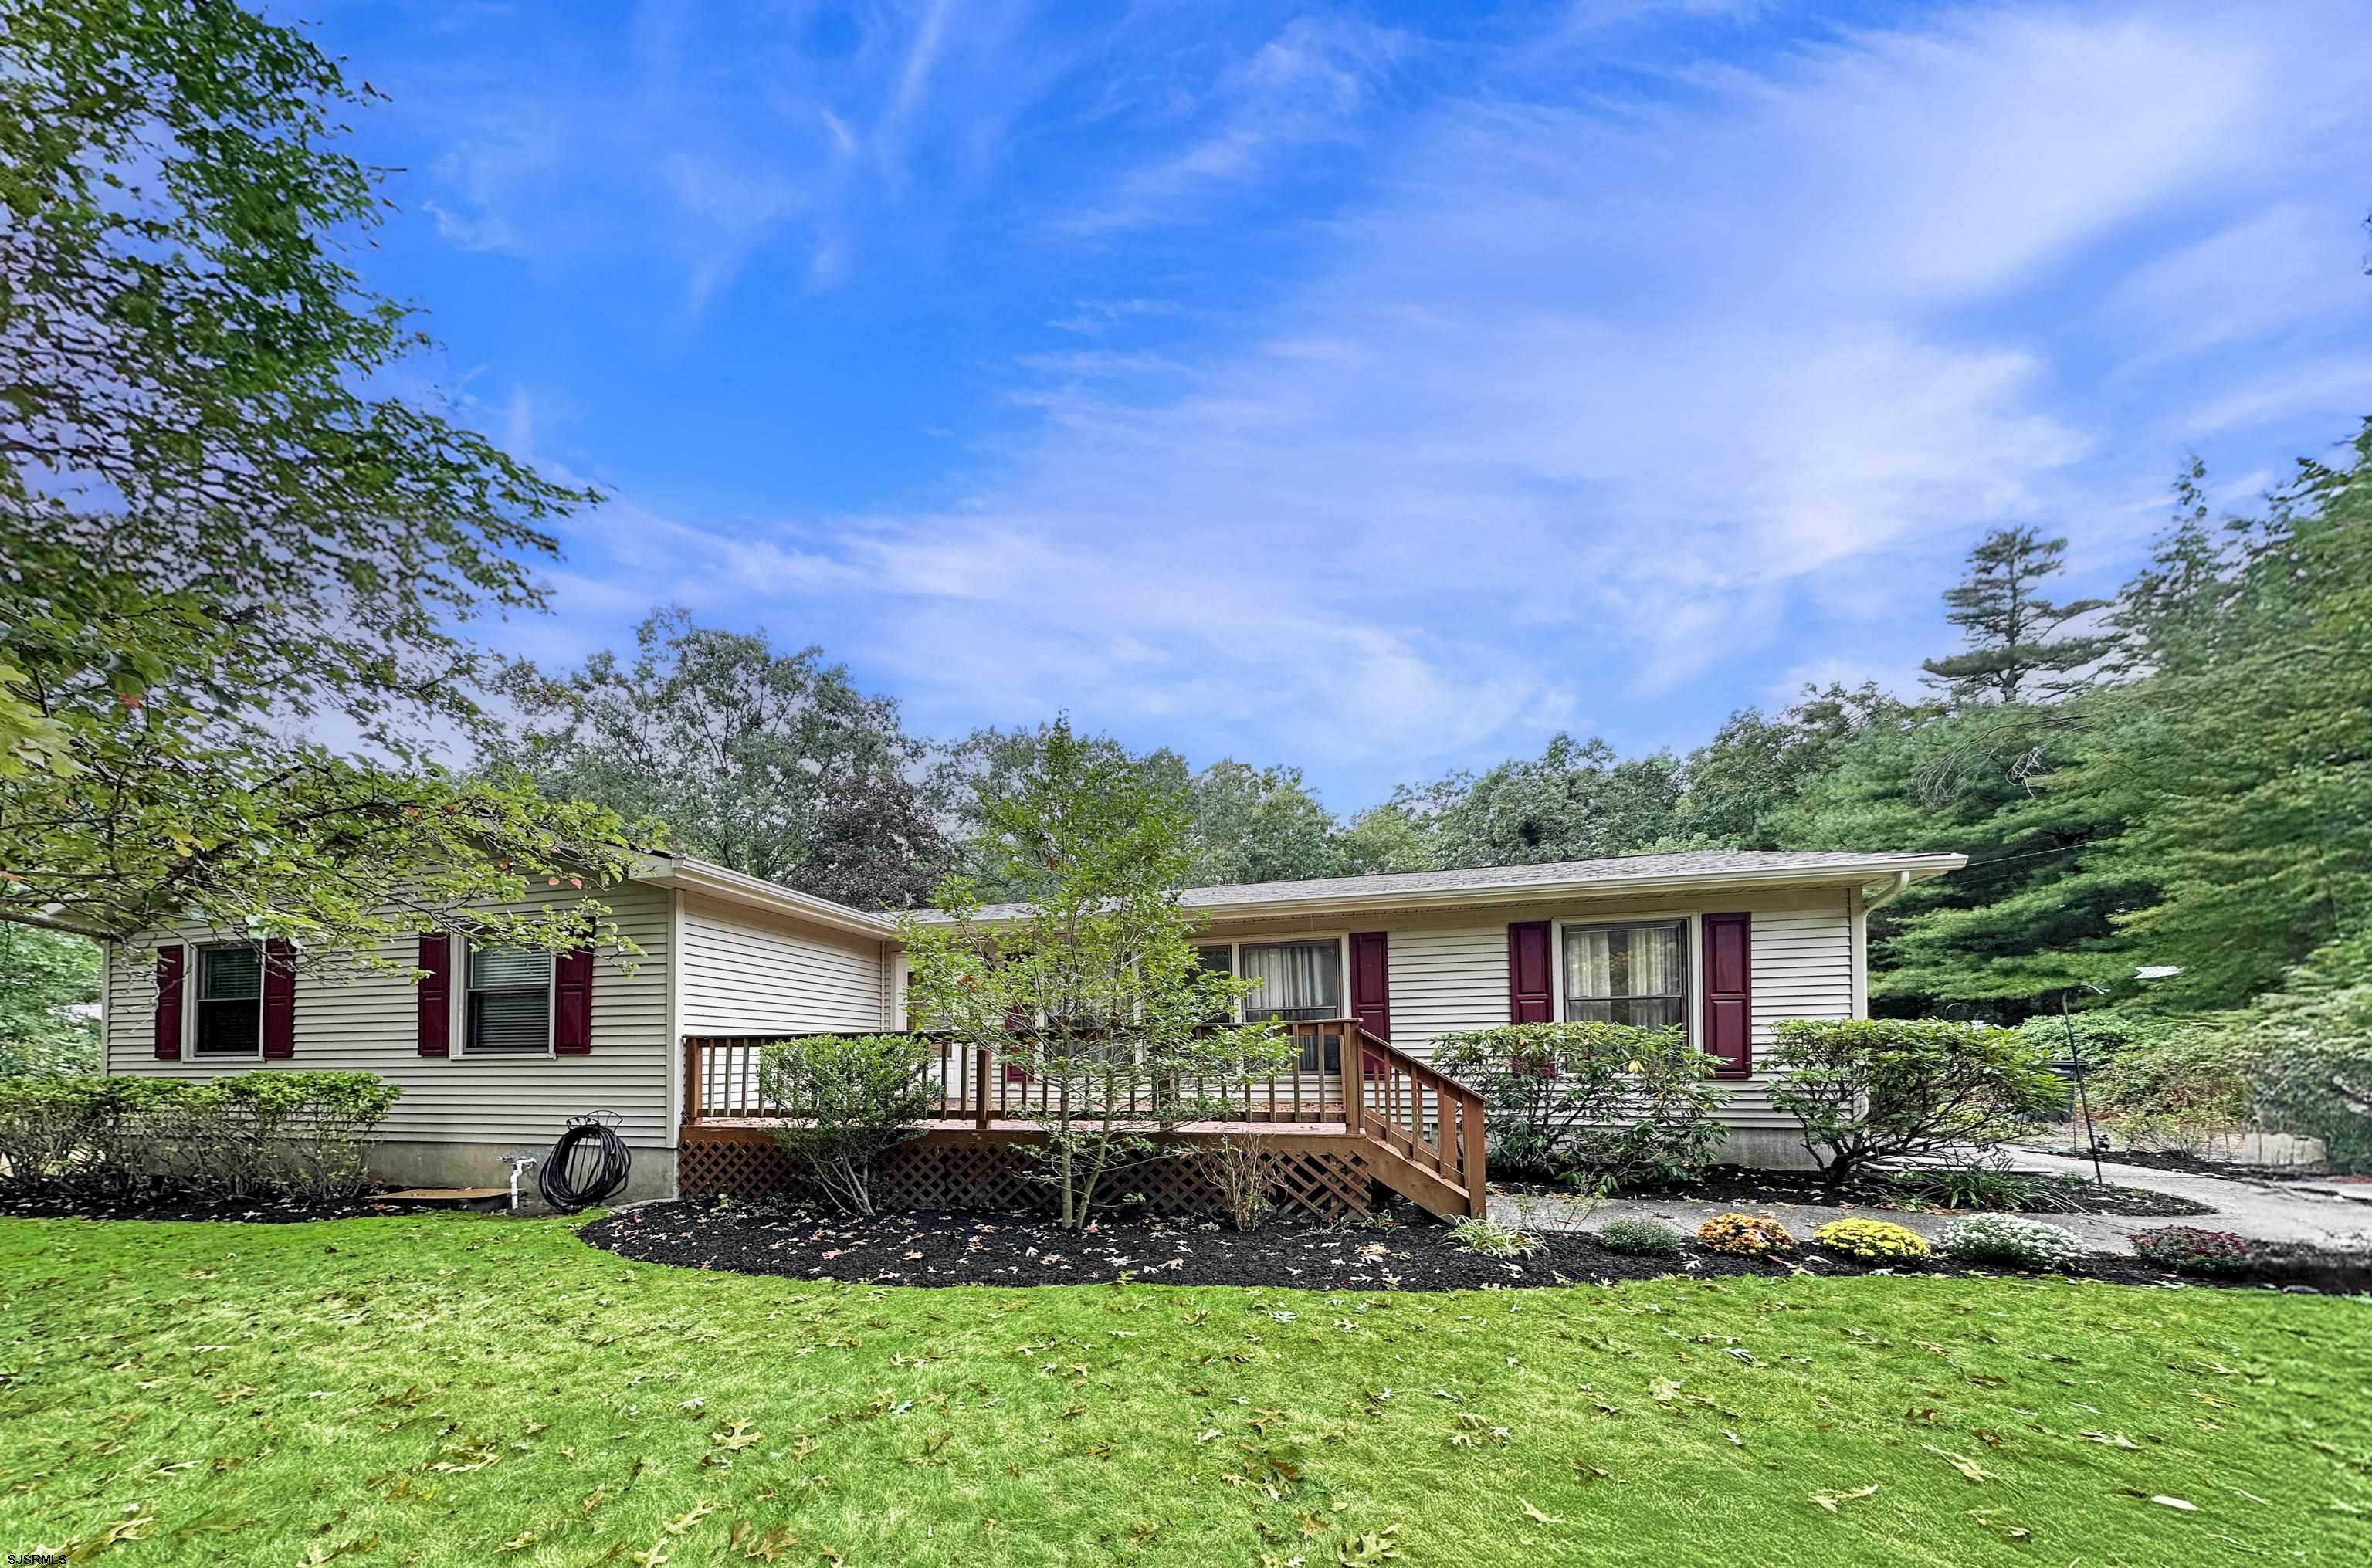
left=581, top=1199, right=2371, bottom=1295
left=1490, top=1163, right=2214, bottom=1218
left=0, top=1188, right=436, bottom=1224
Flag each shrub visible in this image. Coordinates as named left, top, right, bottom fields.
left=2238, top=933, right=2372, bottom=1173
left=1879, top=1163, right=2041, bottom=1212
left=1765, top=1019, right=2065, bottom=1203
left=1695, top=1211, right=1794, bottom=1256
left=1938, top=1214, right=2087, bottom=1271
left=1432, top=1021, right=1726, bottom=1187
left=1597, top=1218, right=1684, bottom=1255
left=2091, top=1027, right=2255, bottom=1158
left=1812, top=1218, right=1932, bottom=1263
left=2130, top=1225, right=2258, bottom=1276
left=1448, top=1216, right=1544, bottom=1258
left=0, top=1071, right=398, bottom=1201
left=1205, top=1129, right=1276, bottom=1231
left=757, top=1034, right=938, bottom=1214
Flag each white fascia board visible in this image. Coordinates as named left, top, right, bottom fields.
left=907, top=853, right=1970, bottom=936
left=630, top=855, right=900, bottom=940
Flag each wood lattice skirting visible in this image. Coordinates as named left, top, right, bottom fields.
left=677, top=1126, right=1374, bottom=1220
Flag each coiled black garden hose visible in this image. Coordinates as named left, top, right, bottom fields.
left=539, top=1115, right=632, bottom=1211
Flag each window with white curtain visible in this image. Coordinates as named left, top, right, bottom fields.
left=466, top=945, right=553, bottom=1055
left=1562, top=920, right=1688, bottom=1029
left=1239, top=940, right=1341, bottom=1022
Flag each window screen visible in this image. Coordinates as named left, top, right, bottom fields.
left=1562, top=921, right=1688, bottom=1029
left=466, top=946, right=551, bottom=1055
left=195, top=947, right=263, bottom=1056
left=1239, top=941, right=1340, bottom=1022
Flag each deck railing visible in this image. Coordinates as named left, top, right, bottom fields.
left=683, top=1020, right=1364, bottom=1129
left=680, top=1020, right=1488, bottom=1201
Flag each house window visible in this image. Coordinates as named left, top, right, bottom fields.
left=194, top=946, right=263, bottom=1056
left=1239, top=940, right=1341, bottom=1022
left=1562, top=920, right=1689, bottom=1029
left=1192, top=944, right=1235, bottom=1024
left=466, top=945, right=553, bottom=1055
left=1239, top=939, right=1345, bottom=1072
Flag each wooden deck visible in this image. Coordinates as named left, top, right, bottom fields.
left=679, top=1020, right=1487, bottom=1219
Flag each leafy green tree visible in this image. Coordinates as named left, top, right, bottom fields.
left=1183, top=760, right=1348, bottom=887
left=2092, top=426, right=2372, bottom=1007
left=899, top=720, right=1289, bottom=1228
left=934, top=723, right=1192, bottom=903
left=1680, top=682, right=1909, bottom=848
left=2238, top=930, right=2372, bottom=1173
left=1, top=0, right=639, bottom=956
left=1413, top=734, right=1686, bottom=868
left=1920, top=527, right=2119, bottom=703
left=1335, top=799, right=1441, bottom=875
left=491, top=609, right=947, bottom=909
left=1764, top=702, right=2146, bottom=1015
left=0, top=926, right=100, bottom=1075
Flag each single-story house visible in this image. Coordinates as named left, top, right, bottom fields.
left=97, top=847, right=1964, bottom=1209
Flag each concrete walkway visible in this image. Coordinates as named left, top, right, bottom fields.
left=1488, top=1149, right=2372, bottom=1255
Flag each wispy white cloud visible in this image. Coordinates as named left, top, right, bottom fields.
left=1062, top=15, right=1413, bottom=235
left=450, top=1, right=2372, bottom=796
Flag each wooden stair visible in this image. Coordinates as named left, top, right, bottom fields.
left=1344, top=1028, right=1488, bottom=1219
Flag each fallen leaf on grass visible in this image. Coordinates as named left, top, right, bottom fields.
left=1518, top=1499, right=1561, bottom=1525
left=1811, top=1485, right=1879, bottom=1513
left=2148, top=1496, right=2198, bottom=1512
left=1923, top=1445, right=1995, bottom=1482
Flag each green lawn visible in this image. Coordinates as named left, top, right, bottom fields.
left=0, top=1216, right=2364, bottom=1566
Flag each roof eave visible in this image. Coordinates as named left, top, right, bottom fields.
left=1168, top=855, right=1967, bottom=924
left=635, top=856, right=900, bottom=940
left=920, top=854, right=1969, bottom=933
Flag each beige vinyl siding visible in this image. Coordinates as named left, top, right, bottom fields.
left=1384, top=926, right=1509, bottom=1061
left=1189, top=886, right=1857, bottom=1133
left=100, top=882, right=676, bottom=1149
left=677, top=894, right=885, bottom=1036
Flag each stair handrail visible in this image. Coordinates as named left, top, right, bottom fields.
left=1350, top=1024, right=1488, bottom=1196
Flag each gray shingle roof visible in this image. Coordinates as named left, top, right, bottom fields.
left=935, top=848, right=1960, bottom=923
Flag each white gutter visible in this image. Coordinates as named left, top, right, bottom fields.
left=1859, top=869, right=1916, bottom=914
left=919, top=854, right=1969, bottom=931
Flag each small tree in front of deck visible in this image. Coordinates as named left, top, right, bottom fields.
left=899, top=721, right=1289, bottom=1229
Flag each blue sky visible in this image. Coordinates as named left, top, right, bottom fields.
left=322, top=0, right=2372, bottom=810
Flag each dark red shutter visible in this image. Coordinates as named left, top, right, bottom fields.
left=1349, top=933, right=1391, bottom=1039
left=418, top=936, right=452, bottom=1057
left=554, top=947, right=594, bottom=1055
left=1703, top=912, right=1752, bottom=1076
left=1507, top=922, right=1553, bottom=1023
left=1350, top=931, right=1391, bottom=1078
left=154, top=944, right=185, bottom=1060
left=262, top=939, right=296, bottom=1058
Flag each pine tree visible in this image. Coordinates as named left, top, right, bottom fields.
left=1920, top=528, right=2119, bottom=703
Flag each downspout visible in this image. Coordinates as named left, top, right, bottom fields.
left=1859, top=869, right=1913, bottom=916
